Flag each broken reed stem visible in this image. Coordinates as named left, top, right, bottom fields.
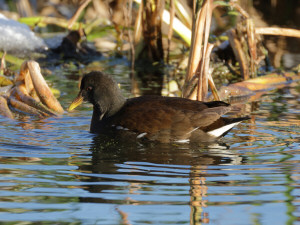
left=197, top=0, right=213, bottom=101
left=8, top=96, right=46, bottom=118
left=141, top=0, right=165, bottom=62
left=175, top=0, right=192, bottom=29
left=18, top=61, right=37, bottom=99
left=227, top=29, right=249, bottom=80
left=68, top=0, right=92, bottom=29
left=183, top=74, right=198, bottom=100
left=0, top=51, right=6, bottom=74
left=16, top=0, right=33, bottom=17
left=255, top=27, right=300, bottom=38
left=206, top=44, right=220, bottom=101
left=246, top=19, right=257, bottom=78
left=0, top=95, right=14, bottom=119
left=26, top=61, right=64, bottom=114
left=166, top=0, right=175, bottom=64
left=156, top=0, right=165, bottom=61
left=134, top=0, right=143, bottom=44
left=0, top=60, right=63, bottom=119
left=196, top=43, right=214, bottom=101
left=187, top=1, right=207, bottom=80
left=124, top=0, right=135, bottom=71
left=228, top=1, right=249, bottom=18
left=184, top=0, right=214, bottom=101
left=14, top=84, right=57, bottom=116
left=183, top=1, right=206, bottom=97
left=208, top=75, right=220, bottom=101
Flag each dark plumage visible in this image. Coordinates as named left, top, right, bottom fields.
left=69, top=71, right=248, bottom=143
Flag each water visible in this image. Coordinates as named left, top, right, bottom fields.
left=0, top=64, right=299, bottom=224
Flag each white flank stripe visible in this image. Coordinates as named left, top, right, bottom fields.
left=175, top=139, right=190, bottom=143
left=137, top=133, right=147, bottom=139
left=115, top=126, right=129, bottom=130
left=187, top=127, right=199, bottom=134
left=208, top=122, right=241, bottom=137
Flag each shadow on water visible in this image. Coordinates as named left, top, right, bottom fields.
left=78, top=134, right=247, bottom=224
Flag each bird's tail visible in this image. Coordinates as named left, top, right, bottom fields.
left=207, top=116, right=250, bottom=137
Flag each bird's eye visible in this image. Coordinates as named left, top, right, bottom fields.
left=86, top=86, right=92, bottom=91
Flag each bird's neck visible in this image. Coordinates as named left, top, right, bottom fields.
left=90, top=94, right=126, bottom=133
left=90, top=107, right=103, bottom=133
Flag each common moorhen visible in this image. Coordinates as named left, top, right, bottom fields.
left=69, top=71, right=248, bottom=143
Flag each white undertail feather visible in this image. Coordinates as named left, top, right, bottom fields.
left=137, top=132, right=147, bottom=139
left=207, top=122, right=241, bottom=137
left=175, top=139, right=190, bottom=143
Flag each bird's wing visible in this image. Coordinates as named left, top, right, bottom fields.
left=114, top=102, right=231, bottom=142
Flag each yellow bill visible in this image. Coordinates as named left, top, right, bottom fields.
left=68, top=93, right=83, bottom=111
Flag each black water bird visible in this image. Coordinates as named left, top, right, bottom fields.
left=69, top=71, right=248, bottom=143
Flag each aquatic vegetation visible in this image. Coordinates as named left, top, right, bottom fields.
left=0, top=60, right=63, bottom=119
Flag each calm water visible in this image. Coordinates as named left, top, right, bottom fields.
left=0, top=63, right=299, bottom=225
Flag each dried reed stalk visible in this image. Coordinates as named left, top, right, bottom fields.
left=8, top=96, right=46, bottom=118
left=228, top=1, right=249, bottom=18
left=203, top=43, right=220, bottom=101
left=141, top=0, right=165, bottom=61
left=184, top=1, right=207, bottom=84
left=196, top=0, right=213, bottom=101
left=227, top=29, right=250, bottom=80
left=134, top=0, right=191, bottom=45
left=14, top=84, right=57, bottom=116
left=247, top=19, right=257, bottom=77
left=0, top=96, right=14, bottom=119
left=175, top=0, right=192, bottom=29
left=68, top=0, right=92, bottom=29
left=183, top=0, right=216, bottom=101
left=167, top=0, right=175, bottom=63
left=0, top=51, right=6, bottom=74
left=255, top=27, right=300, bottom=38
left=1, top=60, right=63, bottom=119
left=124, top=0, right=135, bottom=71
left=134, top=0, right=143, bottom=44
left=18, top=61, right=37, bottom=100
left=26, top=61, right=64, bottom=114
left=16, top=0, right=33, bottom=17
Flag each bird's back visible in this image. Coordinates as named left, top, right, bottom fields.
left=105, top=96, right=234, bottom=143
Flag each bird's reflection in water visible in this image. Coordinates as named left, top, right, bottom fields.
left=78, top=134, right=246, bottom=224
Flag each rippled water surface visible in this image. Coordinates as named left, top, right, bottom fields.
left=0, top=65, right=299, bottom=225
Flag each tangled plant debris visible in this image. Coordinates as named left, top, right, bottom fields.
left=0, top=60, right=63, bottom=119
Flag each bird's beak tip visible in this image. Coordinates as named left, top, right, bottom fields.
left=68, top=94, right=84, bottom=112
